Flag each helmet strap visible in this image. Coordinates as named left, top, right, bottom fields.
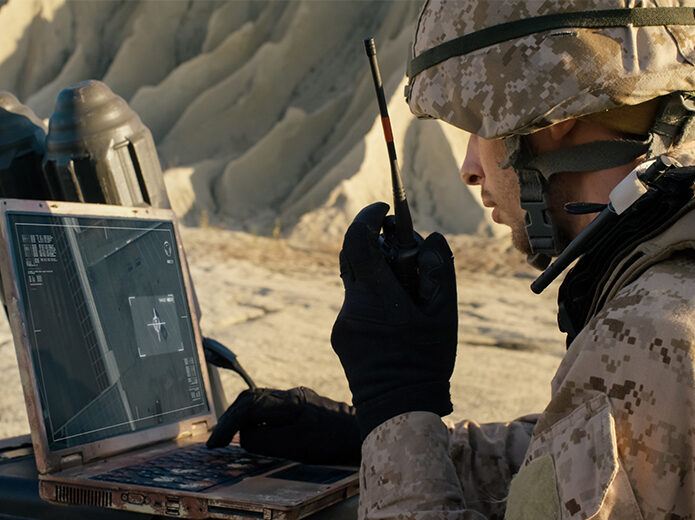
left=646, top=91, right=695, bottom=158
left=503, top=91, right=695, bottom=270
left=502, top=134, right=650, bottom=268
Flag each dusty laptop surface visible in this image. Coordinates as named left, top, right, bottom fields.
left=0, top=199, right=357, bottom=519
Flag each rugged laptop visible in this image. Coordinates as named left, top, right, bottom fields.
left=0, top=199, right=358, bottom=519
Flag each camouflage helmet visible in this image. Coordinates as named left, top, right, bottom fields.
left=406, top=0, right=695, bottom=139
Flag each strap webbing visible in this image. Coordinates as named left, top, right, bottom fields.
left=647, top=92, right=695, bottom=157
left=501, top=134, right=651, bottom=258
left=408, top=7, right=695, bottom=79
left=526, top=138, right=651, bottom=180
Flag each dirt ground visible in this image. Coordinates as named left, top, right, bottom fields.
left=0, top=226, right=565, bottom=439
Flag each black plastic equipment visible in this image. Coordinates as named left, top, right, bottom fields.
left=43, top=80, right=170, bottom=208
left=0, top=93, right=51, bottom=200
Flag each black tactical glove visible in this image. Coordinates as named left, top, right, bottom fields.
left=206, top=387, right=361, bottom=466
left=331, top=202, right=458, bottom=439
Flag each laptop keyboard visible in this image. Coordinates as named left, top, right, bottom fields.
left=92, top=443, right=285, bottom=492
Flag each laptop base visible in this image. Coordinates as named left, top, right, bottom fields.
left=1, top=435, right=359, bottom=520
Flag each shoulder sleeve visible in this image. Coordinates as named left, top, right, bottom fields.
left=358, top=411, right=537, bottom=520
left=517, top=253, right=695, bottom=519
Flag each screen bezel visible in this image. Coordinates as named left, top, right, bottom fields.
left=0, top=199, right=216, bottom=474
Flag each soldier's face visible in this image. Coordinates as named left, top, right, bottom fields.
left=460, top=135, right=532, bottom=254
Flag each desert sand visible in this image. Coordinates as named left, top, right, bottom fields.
left=0, top=0, right=566, bottom=438
left=0, top=225, right=565, bottom=438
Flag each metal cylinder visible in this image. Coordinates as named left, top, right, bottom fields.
left=44, top=80, right=170, bottom=208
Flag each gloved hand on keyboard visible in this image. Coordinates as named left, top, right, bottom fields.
left=206, top=387, right=361, bottom=466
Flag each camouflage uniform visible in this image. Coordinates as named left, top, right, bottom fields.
left=359, top=1, right=695, bottom=517
left=406, top=0, right=695, bottom=139
left=360, top=189, right=695, bottom=519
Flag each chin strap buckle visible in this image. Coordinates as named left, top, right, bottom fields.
left=647, top=91, right=695, bottom=158
left=517, top=167, right=559, bottom=256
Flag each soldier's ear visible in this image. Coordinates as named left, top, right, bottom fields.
left=548, top=119, right=577, bottom=142
left=527, top=119, right=578, bottom=155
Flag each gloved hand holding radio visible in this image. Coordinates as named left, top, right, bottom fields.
left=331, top=202, right=458, bottom=439
left=206, top=386, right=361, bottom=466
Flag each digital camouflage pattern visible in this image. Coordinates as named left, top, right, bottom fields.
left=360, top=193, right=695, bottom=518
left=406, top=0, right=695, bottom=139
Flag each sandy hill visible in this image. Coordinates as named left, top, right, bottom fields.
left=0, top=0, right=566, bottom=440
left=0, top=0, right=495, bottom=243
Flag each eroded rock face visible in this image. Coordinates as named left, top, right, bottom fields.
left=0, top=0, right=490, bottom=241
left=0, top=1, right=561, bottom=441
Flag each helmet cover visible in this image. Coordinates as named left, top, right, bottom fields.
left=406, top=0, right=695, bottom=139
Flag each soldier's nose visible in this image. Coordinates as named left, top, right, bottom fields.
left=460, top=135, right=483, bottom=186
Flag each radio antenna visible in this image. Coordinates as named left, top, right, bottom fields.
left=364, top=37, right=417, bottom=249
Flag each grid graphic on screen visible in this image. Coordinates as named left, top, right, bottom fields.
left=9, top=213, right=209, bottom=450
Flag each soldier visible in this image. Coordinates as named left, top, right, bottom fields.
left=210, top=1, right=695, bottom=518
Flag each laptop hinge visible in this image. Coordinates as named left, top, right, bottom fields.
left=176, top=420, right=210, bottom=440
left=60, top=453, right=83, bottom=469
left=191, top=420, right=209, bottom=436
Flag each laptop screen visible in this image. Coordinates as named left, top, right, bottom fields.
left=7, top=212, right=209, bottom=451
